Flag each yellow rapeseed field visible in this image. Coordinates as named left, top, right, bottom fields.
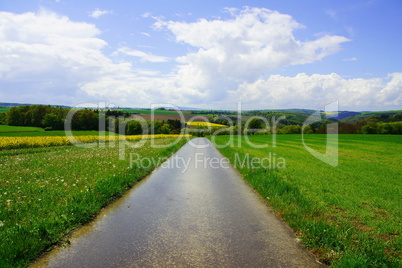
left=0, top=134, right=191, bottom=150
left=185, top=121, right=227, bottom=128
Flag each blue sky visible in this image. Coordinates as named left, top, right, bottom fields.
left=0, top=0, right=401, bottom=110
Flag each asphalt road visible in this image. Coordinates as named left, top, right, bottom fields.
left=32, top=138, right=322, bottom=267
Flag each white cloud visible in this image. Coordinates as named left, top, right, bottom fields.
left=0, top=10, right=174, bottom=105
left=346, top=26, right=355, bottom=38
left=229, top=73, right=402, bottom=111
left=140, top=32, right=151, bottom=37
left=343, top=57, right=358, bottom=61
left=72, top=71, right=402, bottom=111
left=89, top=9, right=112, bottom=19
left=134, top=69, right=160, bottom=76
left=377, top=73, right=402, bottom=106
left=0, top=10, right=129, bottom=104
left=142, top=12, right=164, bottom=22
left=0, top=8, right=400, bottom=111
left=0, top=10, right=109, bottom=78
left=116, top=47, right=169, bottom=63
left=325, top=9, right=337, bottom=20
left=154, top=7, right=350, bottom=103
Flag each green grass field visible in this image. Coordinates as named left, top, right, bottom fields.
left=0, top=125, right=116, bottom=137
left=0, top=138, right=187, bottom=268
left=0, top=107, right=10, bottom=112
left=1, top=131, right=400, bottom=267
left=212, top=134, right=401, bottom=267
left=0, top=125, right=44, bottom=133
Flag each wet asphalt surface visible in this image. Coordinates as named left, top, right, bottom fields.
left=32, top=138, right=323, bottom=267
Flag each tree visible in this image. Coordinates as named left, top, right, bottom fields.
left=126, top=120, right=143, bottom=135
left=378, top=123, right=393, bottom=134
left=302, top=125, right=314, bottom=134
left=71, top=109, right=98, bottom=130
left=160, top=123, right=171, bottom=134
left=6, top=105, right=69, bottom=128
left=151, top=120, right=163, bottom=134
left=42, top=113, right=64, bottom=130
left=339, top=122, right=358, bottom=134
left=391, top=113, right=402, bottom=122
left=244, top=117, right=265, bottom=135
left=6, top=107, right=20, bottom=126
left=248, top=117, right=265, bottom=129
left=361, top=125, right=377, bottom=134
left=167, top=119, right=183, bottom=132
left=281, top=125, right=301, bottom=134
left=0, top=113, right=6, bottom=125
left=29, top=105, right=52, bottom=127
left=391, top=122, right=402, bottom=134
left=6, top=106, right=29, bottom=126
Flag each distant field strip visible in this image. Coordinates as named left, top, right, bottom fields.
left=185, top=121, right=227, bottom=127
left=0, top=126, right=117, bottom=137
left=0, top=125, right=44, bottom=133
left=0, top=134, right=191, bottom=149
left=122, top=109, right=185, bottom=115
left=212, top=134, right=401, bottom=267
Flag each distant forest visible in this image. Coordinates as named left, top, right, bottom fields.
left=0, top=105, right=184, bottom=135
left=206, top=110, right=402, bottom=135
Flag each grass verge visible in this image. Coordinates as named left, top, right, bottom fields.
left=0, top=125, right=44, bottom=134
left=211, top=134, right=401, bottom=267
left=0, top=137, right=188, bottom=267
left=0, top=125, right=114, bottom=137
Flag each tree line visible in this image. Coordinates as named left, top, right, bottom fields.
left=193, top=114, right=402, bottom=135
left=2, top=105, right=401, bottom=135
left=6, top=105, right=69, bottom=130
left=3, top=105, right=185, bottom=134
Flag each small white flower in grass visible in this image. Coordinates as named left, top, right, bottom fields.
left=0, top=220, right=3, bottom=227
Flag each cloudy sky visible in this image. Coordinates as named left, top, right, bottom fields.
left=0, top=0, right=401, bottom=111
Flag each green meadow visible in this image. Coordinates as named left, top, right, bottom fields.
left=0, top=125, right=44, bottom=133
left=1, top=128, right=400, bottom=267
left=0, top=125, right=115, bottom=137
left=0, top=138, right=187, bottom=268
left=212, top=134, right=401, bottom=267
